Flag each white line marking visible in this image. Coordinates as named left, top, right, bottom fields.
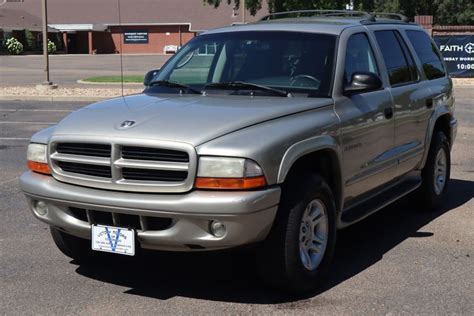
left=0, top=178, right=19, bottom=185
left=0, top=137, right=30, bottom=140
left=0, top=109, right=72, bottom=112
left=0, top=122, right=56, bottom=124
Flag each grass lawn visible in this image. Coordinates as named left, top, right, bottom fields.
left=82, top=75, right=144, bottom=83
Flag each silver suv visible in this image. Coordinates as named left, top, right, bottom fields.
left=21, top=10, right=457, bottom=292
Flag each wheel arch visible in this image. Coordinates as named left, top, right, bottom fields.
left=421, top=109, right=456, bottom=169
left=277, top=136, right=343, bottom=213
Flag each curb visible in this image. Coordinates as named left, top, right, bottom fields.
left=0, top=95, right=112, bottom=102
left=77, top=80, right=144, bottom=86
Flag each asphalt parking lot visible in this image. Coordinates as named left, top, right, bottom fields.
left=0, top=87, right=473, bottom=314
left=0, top=54, right=170, bottom=87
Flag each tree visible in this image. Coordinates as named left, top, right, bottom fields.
left=204, top=0, right=263, bottom=15
left=204, top=0, right=347, bottom=14
left=205, top=0, right=474, bottom=25
left=435, top=0, right=474, bottom=25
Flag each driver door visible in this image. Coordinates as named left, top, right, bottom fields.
left=334, top=31, right=397, bottom=205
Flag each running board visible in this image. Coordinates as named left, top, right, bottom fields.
left=340, top=175, right=422, bottom=228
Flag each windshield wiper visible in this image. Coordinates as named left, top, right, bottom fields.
left=204, top=81, right=290, bottom=97
left=148, top=80, right=201, bottom=94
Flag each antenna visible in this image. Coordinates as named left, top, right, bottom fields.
left=117, top=0, right=124, bottom=97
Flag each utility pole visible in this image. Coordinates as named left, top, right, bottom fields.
left=38, top=0, right=57, bottom=89
left=241, top=0, right=246, bottom=24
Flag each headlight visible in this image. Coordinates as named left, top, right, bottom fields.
left=195, top=156, right=266, bottom=190
left=27, top=143, right=51, bottom=175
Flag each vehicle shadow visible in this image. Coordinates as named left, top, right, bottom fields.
left=74, top=178, right=473, bottom=304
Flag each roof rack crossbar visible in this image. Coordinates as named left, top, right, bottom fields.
left=260, top=10, right=373, bottom=21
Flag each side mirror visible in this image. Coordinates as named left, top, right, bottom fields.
left=343, top=72, right=382, bottom=96
left=144, top=69, right=160, bottom=87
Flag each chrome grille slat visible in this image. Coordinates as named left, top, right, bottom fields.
left=49, top=137, right=197, bottom=193
left=50, top=153, right=111, bottom=166
left=114, top=158, right=189, bottom=171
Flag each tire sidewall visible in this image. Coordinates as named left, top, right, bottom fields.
left=422, top=132, right=451, bottom=207
left=272, top=174, right=337, bottom=292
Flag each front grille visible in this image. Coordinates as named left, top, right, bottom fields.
left=122, top=146, right=189, bottom=162
left=57, top=143, right=111, bottom=157
left=57, top=161, right=112, bottom=178
left=49, top=139, right=196, bottom=193
left=68, top=207, right=173, bottom=231
left=122, top=168, right=187, bottom=182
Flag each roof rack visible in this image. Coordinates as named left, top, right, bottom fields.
left=260, top=10, right=374, bottom=21
left=259, top=9, right=410, bottom=24
left=371, top=12, right=410, bottom=23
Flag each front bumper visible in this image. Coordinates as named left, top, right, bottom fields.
left=20, top=171, right=280, bottom=251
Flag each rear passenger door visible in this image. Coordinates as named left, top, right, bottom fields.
left=373, top=28, right=432, bottom=176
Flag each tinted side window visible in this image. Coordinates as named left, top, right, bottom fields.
left=406, top=30, right=446, bottom=80
left=375, top=30, right=417, bottom=85
left=345, top=33, right=379, bottom=83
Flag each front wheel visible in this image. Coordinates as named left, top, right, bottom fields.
left=257, top=174, right=337, bottom=293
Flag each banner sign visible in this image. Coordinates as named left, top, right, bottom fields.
left=124, top=30, right=149, bottom=44
left=434, top=35, right=474, bottom=78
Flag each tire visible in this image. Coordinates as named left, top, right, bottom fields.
left=417, top=131, right=451, bottom=211
left=50, top=226, right=93, bottom=261
left=257, top=173, right=337, bottom=293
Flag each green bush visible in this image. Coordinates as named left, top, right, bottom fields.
left=47, top=40, right=56, bottom=54
left=5, top=37, right=23, bottom=55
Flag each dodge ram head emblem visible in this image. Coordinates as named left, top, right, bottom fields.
left=119, top=120, right=136, bottom=129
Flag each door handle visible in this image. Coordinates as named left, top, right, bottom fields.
left=426, top=98, right=434, bottom=108
left=384, top=107, right=394, bottom=119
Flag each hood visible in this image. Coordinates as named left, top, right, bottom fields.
left=52, top=93, right=333, bottom=146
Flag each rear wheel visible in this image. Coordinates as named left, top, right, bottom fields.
left=257, top=174, right=337, bottom=293
left=50, top=227, right=93, bottom=261
left=417, top=131, right=451, bottom=210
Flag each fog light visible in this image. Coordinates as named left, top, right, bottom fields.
left=210, top=221, right=226, bottom=237
left=35, top=201, right=48, bottom=216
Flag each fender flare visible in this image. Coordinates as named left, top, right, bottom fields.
left=420, top=105, right=454, bottom=169
left=277, top=134, right=344, bottom=212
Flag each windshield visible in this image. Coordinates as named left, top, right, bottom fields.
left=153, top=31, right=337, bottom=97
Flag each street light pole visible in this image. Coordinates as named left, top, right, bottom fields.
left=38, top=0, right=57, bottom=89
left=42, top=0, right=50, bottom=84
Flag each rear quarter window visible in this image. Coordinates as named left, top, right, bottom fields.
left=406, top=30, right=446, bottom=80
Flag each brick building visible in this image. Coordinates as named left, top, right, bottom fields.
left=1, top=0, right=268, bottom=54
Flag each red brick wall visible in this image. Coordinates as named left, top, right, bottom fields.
left=105, top=25, right=195, bottom=54
left=415, top=15, right=433, bottom=35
